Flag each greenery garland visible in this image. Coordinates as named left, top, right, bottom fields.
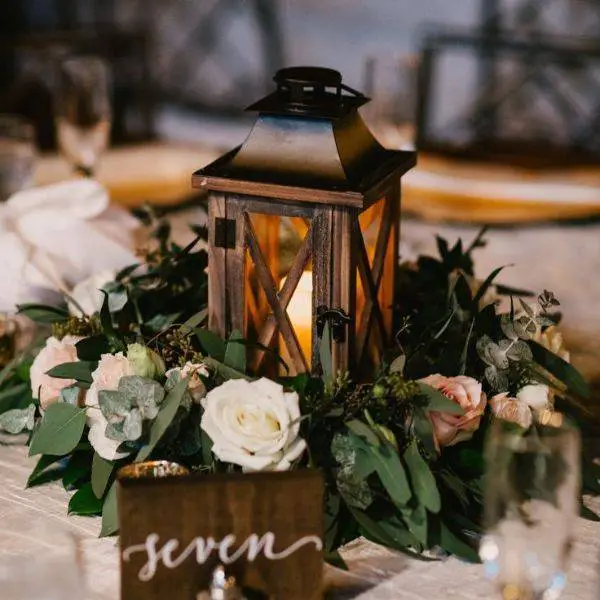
left=0, top=220, right=597, bottom=563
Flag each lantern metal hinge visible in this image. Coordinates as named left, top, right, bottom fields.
left=214, top=218, right=236, bottom=249
left=316, top=306, right=352, bottom=343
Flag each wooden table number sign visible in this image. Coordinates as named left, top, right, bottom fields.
left=118, top=470, right=324, bottom=600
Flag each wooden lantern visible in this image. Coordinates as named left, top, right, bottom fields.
left=193, top=67, right=416, bottom=376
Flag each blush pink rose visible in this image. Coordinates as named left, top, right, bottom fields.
left=489, top=392, right=532, bottom=429
left=419, top=374, right=487, bottom=450
left=30, top=335, right=82, bottom=410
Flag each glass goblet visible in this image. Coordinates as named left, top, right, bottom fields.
left=55, top=55, right=112, bottom=177
left=0, top=114, right=36, bottom=202
left=480, top=414, right=580, bottom=600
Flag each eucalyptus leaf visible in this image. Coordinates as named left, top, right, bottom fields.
left=122, top=408, right=143, bottom=441
left=98, top=390, right=131, bottom=421
left=29, top=403, right=86, bottom=457
left=136, top=377, right=188, bottom=462
left=404, top=440, right=441, bottom=513
left=331, top=434, right=374, bottom=509
left=91, top=452, right=114, bottom=499
left=506, top=340, right=533, bottom=362
left=500, top=315, right=519, bottom=341
left=417, top=383, right=464, bottom=415
left=60, top=385, right=82, bottom=406
left=108, top=290, right=128, bottom=313
left=100, top=482, right=119, bottom=537
left=0, top=404, right=35, bottom=434
left=203, top=357, right=251, bottom=381
left=118, top=376, right=165, bottom=419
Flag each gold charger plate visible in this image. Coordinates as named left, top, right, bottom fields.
left=403, top=153, right=600, bottom=223
left=35, top=142, right=218, bottom=208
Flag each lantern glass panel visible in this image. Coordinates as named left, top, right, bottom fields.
left=244, top=211, right=313, bottom=376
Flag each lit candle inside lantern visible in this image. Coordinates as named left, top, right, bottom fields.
left=281, top=271, right=313, bottom=370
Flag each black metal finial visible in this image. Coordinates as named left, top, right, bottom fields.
left=246, top=65, right=368, bottom=118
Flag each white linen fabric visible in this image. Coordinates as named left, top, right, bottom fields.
left=0, top=443, right=598, bottom=599
left=0, top=180, right=140, bottom=313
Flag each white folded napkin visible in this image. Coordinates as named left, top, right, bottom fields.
left=0, top=179, right=141, bottom=313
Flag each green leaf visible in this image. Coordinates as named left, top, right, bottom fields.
left=92, top=452, right=114, bottom=499
left=400, top=503, right=428, bottom=546
left=136, top=377, right=188, bottom=462
left=348, top=506, right=397, bottom=548
left=62, top=452, right=92, bottom=489
left=26, top=455, right=64, bottom=488
left=404, top=440, right=441, bottom=513
left=369, top=440, right=411, bottom=507
left=179, top=309, right=208, bottom=335
left=530, top=341, right=590, bottom=399
left=331, top=433, right=374, bottom=509
left=17, top=303, right=69, bottom=324
left=346, top=419, right=380, bottom=446
left=417, top=383, right=464, bottom=415
left=46, top=361, right=95, bottom=384
left=29, top=403, right=86, bottom=456
left=196, top=329, right=226, bottom=361
left=100, top=482, right=119, bottom=537
left=224, top=330, right=246, bottom=372
left=0, top=404, right=35, bottom=434
left=201, top=428, right=214, bottom=467
left=472, top=265, right=506, bottom=307
left=319, top=322, right=333, bottom=381
left=75, top=336, right=110, bottom=361
left=412, top=407, right=437, bottom=457
left=203, top=357, right=251, bottom=381
left=324, top=551, right=347, bottom=570
left=440, top=522, right=479, bottom=562
left=69, top=483, right=104, bottom=516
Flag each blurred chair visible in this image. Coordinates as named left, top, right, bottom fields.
left=415, top=0, right=600, bottom=167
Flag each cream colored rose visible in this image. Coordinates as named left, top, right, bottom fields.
left=419, top=374, right=487, bottom=449
left=517, top=384, right=551, bottom=411
left=30, top=335, right=82, bottom=410
left=490, top=392, right=532, bottom=429
left=68, top=270, right=115, bottom=316
left=166, top=361, right=209, bottom=403
left=85, top=352, right=133, bottom=460
left=201, top=378, right=306, bottom=472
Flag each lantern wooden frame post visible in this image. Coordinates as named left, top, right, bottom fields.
left=198, top=166, right=411, bottom=377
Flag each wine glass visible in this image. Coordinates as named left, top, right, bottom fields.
left=480, top=414, right=580, bottom=600
left=0, top=114, right=36, bottom=202
left=360, top=52, right=418, bottom=150
left=55, top=55, right=112, bottom=177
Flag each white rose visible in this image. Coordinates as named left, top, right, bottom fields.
left=166, top=361, right=209, bottom=403
left=85, top=352, right=133, bottom=461
left=68, top=270, right=115, bottom=316
left=30, top=335, right=82, bottom=410
left=201, top=378, right=306, bottom=472
left=517, top=384, right=551, bottom=411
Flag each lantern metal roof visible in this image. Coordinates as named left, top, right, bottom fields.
left=193, top=66, right=416, bottom=208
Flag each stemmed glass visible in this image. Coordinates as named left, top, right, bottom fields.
left=55, top=55, right=112, bottom=177
left=0, top=114, right=36, bottom=201
left=480, top=415, right=580, bottom=600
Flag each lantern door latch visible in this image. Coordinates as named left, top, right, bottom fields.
left=214, top=217, right=236, bottom=249
left=316, top=306, right=352, bottom=343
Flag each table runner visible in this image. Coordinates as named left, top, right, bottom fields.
left=0, top=443, right=598, bottom=599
